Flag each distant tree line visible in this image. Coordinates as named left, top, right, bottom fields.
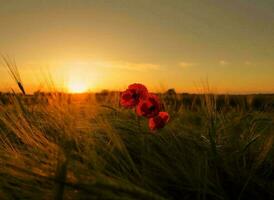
left=0, top=90, right=273, bottom=111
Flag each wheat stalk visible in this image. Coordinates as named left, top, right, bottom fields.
left=1, top=55, right=26, bottom=95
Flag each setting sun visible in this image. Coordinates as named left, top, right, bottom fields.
left=68, top=81, right=88, bottom=93
left=66, top=64, right=91, bottom=93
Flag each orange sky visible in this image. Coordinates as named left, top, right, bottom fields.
left=0, top=0, right=274, bottom=94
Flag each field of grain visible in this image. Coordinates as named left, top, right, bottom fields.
left=0, top=92, right=273, bottom=200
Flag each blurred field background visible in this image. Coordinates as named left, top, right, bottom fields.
left=0, top=89, right=273, bottom=200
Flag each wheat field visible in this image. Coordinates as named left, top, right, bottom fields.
left=0, top=91, right=273, bottom=200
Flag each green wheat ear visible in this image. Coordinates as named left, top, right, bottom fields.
left=1, top=55, right=26, bottom=95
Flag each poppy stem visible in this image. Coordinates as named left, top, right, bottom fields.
left=137, top=116, right=141, bottom=133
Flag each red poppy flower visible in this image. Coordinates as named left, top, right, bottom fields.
left=136, top=94, right=161, bottom=118
left=120, top=83, right=148, bottom=108
left=149, top=112, right=170, bottom=130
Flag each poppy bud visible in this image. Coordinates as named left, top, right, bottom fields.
left=149, top=112, right=170, bottom=130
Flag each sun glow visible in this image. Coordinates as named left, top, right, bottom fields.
left=63, top=62, right=100, bottom=93
left=68, top=81, right=88, bottom=93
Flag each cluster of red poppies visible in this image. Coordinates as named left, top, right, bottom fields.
left=120, top=83, right=169, bottom=131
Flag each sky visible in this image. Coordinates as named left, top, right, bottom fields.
left=0, top=0, right=274, bottom=93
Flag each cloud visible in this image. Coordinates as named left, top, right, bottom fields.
left=219, top=60, right=229, bottom=65
left=94, top=61, right=161, bottom=72
left=244, top=61, right=253, bottom=65
left=117, top=62, right=161, bottom=71
left=179, top=62, right=196, bottom=68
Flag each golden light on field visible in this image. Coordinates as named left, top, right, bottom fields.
left=68, top=81, right=88, bottom=93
